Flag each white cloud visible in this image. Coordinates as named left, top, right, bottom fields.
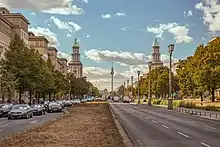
left=195, top=0, right=220, bottom=33
left=85, top=34, right=90, bottom=38
left=84, top=49, right=177, bottom=66
left=57, top=51, right=71, bottom=61
left=67, top=34, right=72, bottom=38
left=115, top=12, right=126, bottom=16
left=146, top=23, right=177, bottom=39
left=146, top=23, right=193, bottom=43
left=30, top=12, right=36, bottom=16
left=50, top=16, right=81, bottom=32
left=29, top=27, right=59, bottom=47
left=101, top=14, right=112, bottom=19
left=0, top=0, right=84, bottom=15
left=168, top=26, right=193, bottom=43
left=81, top=0, right=88, bottom=3
left=121, top=26, right=130, bottom=31
left=184, top=10, right=193, bottom=17
left=101, top=11, right=126, bottom=19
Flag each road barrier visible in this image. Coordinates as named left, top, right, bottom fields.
left=173, top=107, right=220, bottom=120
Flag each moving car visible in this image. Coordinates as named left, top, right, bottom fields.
left=31, top=104, right=46, bottom=115
left=47, top=102, right=63, bottom=112
left=113, top=96, right=119, bottom=102
left=0, top=103, right=13, bottom=117
left=123, top=96, right=131, bottom=103
left=8, top=104, right=33, bottom=119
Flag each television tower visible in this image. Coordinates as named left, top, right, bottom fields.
left=110, top=58, right=114, bottom=94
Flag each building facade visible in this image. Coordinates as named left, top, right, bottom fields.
left=28, top=32, right=49, bottom=61
left=0, top=7, right=29, bottom=58
left=59, top=58, right=68, bottom=76
left=151, top=38, right=163, bottom=69
left=68, top=39, right=83, bottom=78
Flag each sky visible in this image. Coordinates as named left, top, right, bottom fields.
left=1, top=0, right=220, bottom=90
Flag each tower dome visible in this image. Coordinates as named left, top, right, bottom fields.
left=152, top=38, right=160, bottom=47
left=73, top=38, right=79, bottom=48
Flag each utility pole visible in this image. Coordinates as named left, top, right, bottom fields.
left=110, top=58, right=114, bottom=97
left=137, top=71, right=140, bottom=104
left=131, top=76, right=133, bottom=101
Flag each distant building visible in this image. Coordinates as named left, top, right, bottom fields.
left=151, top=38, right=163, bottom=69
left=28, top=32, right=49, bottom=61
left=59, top=58, right=68, bottom=76
left=68, top=39, right=83, bottom=78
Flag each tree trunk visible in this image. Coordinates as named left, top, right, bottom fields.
left=53, top=92, right=56, bottom=100
left=211, top=88, right=215, bottom=102
left=19, top=87, right=22, bottom=104
left=49, top=91, right=51, bottom=101
left=36, top=92, right=39, bottom=104
left=2, top=94, right=5, bottom=103
left=200, top=94, right=203, bottom=105
left=29, top=89, right=32, bottom=105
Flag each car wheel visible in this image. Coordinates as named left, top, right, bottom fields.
left=8, top=116, right=11, bottom=120
left=30, top=113, right=33, bottom=118
left=26, top=113, right=29, bottom=119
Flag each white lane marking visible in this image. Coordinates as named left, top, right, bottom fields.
left=30, top=120, right=38, bottom=124
left=0, top=130, right=3, bottom=132
left=145, top=117, right=149, bottom=119
left=200, top=142, right=211, bottom=147
left=203, top=125, right=216, bottom=130
left=152, top=120, right=158, bottom=124
left=177, top=132, right=189, bottom=138
left=162, top=125, right=169, bottom=129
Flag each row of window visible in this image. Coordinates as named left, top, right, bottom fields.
left=0, top=20, right=11, bottom=37
left=29, top=40, right=48, bottom=48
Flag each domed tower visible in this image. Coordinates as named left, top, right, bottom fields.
left=69, top=38, right=83, bottom=78
left=151, top=38, right=163, bottom=69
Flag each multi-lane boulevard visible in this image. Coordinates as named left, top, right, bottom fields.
left=0, top=113, right=61, bottom=138
left=111, top=103, right=220, bottom=147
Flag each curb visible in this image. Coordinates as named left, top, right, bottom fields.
left=109, top=104, right=133, bottom=147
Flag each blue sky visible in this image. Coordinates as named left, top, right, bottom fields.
left=3, top=0, right=220, bottom=90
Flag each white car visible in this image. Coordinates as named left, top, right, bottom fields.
left=113, top=96, right=119, bottom=102
left=123, top=96, right=130, bottom=103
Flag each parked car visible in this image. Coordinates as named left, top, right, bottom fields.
left=47, top=102, right=63, bottom=112
left=71, top=99, right=81, bottom=105
left=8, top=104, right=33, bottom=119
left=31, top=104, right=46, bottom=115
left=64, top=100, right=72, bottom=107
left=123, top=96, right=131, bottom=103
left=0, top=103, right=13, bottom=117
left=113, top=96, right=120, bottom=102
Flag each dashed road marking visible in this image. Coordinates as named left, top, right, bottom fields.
left=203, top=125, right=216, bottom=130
left=177, top=132, right=189, bottom=138
left=145, top=117, right=149, bottom=119
left=200, top=142, right=211, bottom=147
left=152, top=120, right=158, bottom=124
left=162, top=125, right=169, bottom=129
left=30, top=120, right=38, bottom=124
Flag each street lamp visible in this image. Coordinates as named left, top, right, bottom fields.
left=168, top=44, right=174, bottom=110
left=137, top=70, right=140, bottom=104
left=148, top=61, right=152, bottom=106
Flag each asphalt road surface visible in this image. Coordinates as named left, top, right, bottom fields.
left=0, top=112, right=61, bottom=138
left=111, top=103, right=220, bottom=147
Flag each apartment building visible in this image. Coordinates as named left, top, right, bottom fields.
left=28, top=32, right=49, bottom=61
left=59, top=58, right=68, bottom=76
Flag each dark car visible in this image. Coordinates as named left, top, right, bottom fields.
left=47, top=102, right=63, bottom=112
left=0, top=103, right=13, bottom=117
left=8, top=104, right=33, bottom=119
left=31, top=104, right=46, bottom=115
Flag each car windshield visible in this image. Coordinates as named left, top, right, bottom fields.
left=31, top=105, right=41, bottom=108
left=12, top=105, right=28, bottom=110
left=0, top=104, right=10, bottom=108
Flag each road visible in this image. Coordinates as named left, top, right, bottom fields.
left=111, top=103, right=220, bottom=147
left=0, top=112, right=61, bottom=138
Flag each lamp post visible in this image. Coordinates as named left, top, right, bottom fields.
left=148, top=61, right=152, bottom=106
left=131, top=76, right=134, bottom=101
left=168, top=44, right=174, bottom=110
left=137, top=70, right=140, bottom=104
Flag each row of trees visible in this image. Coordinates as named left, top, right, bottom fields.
left=117, top=37, right=220, bottom=102
left=0, top=34, right=100, bottom=104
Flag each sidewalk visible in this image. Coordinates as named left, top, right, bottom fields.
left=151, top=104, right=220, bottom=121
